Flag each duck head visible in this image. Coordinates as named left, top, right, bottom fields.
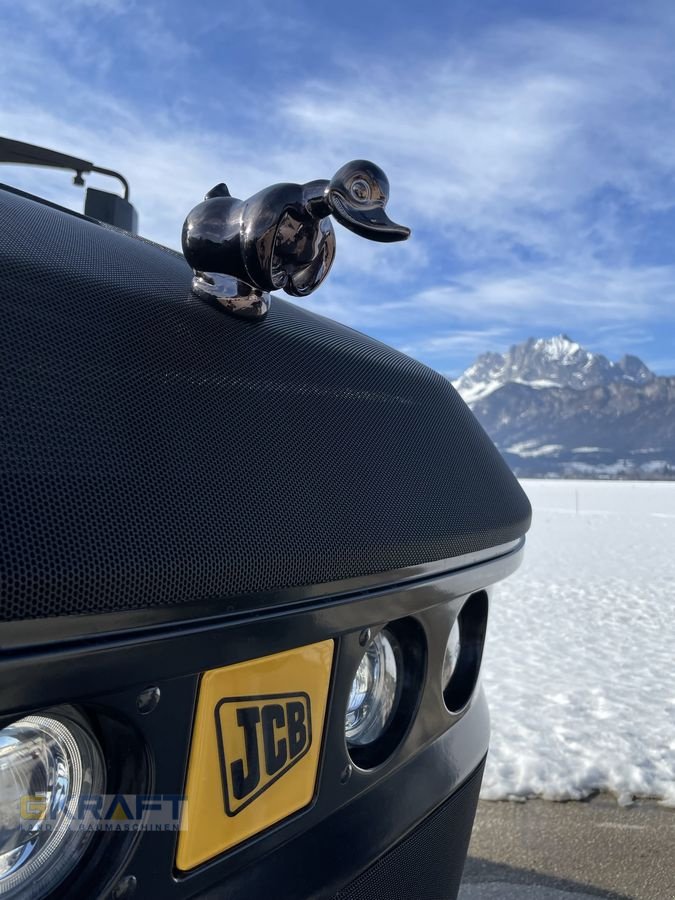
left=326, top=160, right=410, bottom=243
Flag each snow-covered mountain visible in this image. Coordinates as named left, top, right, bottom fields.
left=453, top=336, right=675, bottom=478
left=454, top=335, right=654, bottom=402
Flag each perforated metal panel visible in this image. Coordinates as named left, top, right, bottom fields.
left=0, top=186, right=530, bottom=620
left=333, top=762, right=484, bottom=900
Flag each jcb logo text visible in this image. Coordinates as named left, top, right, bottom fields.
left=215, top=693, right=312, bottom=816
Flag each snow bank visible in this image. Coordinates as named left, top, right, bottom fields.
left=481, top=479, right=675, bottom=806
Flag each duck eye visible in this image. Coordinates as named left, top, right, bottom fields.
left=350, top=178, right=371, bottom=203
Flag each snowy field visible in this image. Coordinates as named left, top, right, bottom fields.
left=481, top=479, right=675, bottom=806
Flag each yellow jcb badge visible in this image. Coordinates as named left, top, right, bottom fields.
left=176, top=639, right=333, bottom=871
left=217, top=693, right=312, bottom=816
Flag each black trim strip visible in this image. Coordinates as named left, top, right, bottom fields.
left=0, top=539, right=523, bottom=653
left=0, top=544, right=521, bottom=719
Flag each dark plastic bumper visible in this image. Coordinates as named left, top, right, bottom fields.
left=332, top=759, right=485, bottom=900
left=0, top=546, right=515, bottom=900
left=188, top=705, right=488, bottom=900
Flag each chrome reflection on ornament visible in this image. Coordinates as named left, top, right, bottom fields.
left=182, top=160, right=410, bottom=320
left=191, top=272, right=271, bottom=320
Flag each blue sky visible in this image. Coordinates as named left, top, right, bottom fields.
left=3, top=0, right=675, bottom=377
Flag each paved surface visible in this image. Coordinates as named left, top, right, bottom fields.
left=459, top=796, right=675, bottom=900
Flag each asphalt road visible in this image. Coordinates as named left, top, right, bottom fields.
left=459, top=796, right=675, bottom=900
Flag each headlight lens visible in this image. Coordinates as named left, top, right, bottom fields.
left=0, top=712, right=104, bottom=899
left=345, top=630, right=399, bottom=747
left=442, top=619, right=461, bottom=690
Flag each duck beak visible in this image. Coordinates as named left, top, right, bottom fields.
left=329, top=193, right=411, bottom=243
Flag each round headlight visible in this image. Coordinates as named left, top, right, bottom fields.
left=0, top=712, right=104, bottom=899
left=345, top=630, right=399, bottom=747
left=442, top=619, right=461, bottom=690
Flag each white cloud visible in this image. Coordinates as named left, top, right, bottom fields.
left=2, top=6, right=675, bottom=373
left=398, top=327, right=513, bottom=359
left=412, top=264, right=675, bottom=326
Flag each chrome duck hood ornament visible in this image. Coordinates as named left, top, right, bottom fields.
left=182, top=160, right=410, bottom=320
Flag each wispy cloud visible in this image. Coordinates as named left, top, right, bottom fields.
left=281, top=20, right=675, bottom=258
left=413, top=264, right=675, bottom=325
left=400, top=329, right=513, bottom=356
left=2, top=3, right=675, bottom=374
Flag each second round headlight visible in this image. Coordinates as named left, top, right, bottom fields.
left=442, top=618, right=461, bottom=690
left=345, top=630, right=399, bottom=747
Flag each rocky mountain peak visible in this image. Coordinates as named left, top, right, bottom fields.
left=533, top=334, right=581, bottom=360
left=616, top=354, right=654, bottom=384
left=453, top=336, right=655, bottom=403
left=451, top=336, right=672, bottom=479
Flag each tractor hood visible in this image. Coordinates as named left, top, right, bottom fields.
left=0, top=185, right=530, bottom=621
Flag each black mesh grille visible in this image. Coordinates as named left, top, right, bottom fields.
left=0, top=187, right=530, bottom=621
left=333, top=762, right=484, bottom=900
